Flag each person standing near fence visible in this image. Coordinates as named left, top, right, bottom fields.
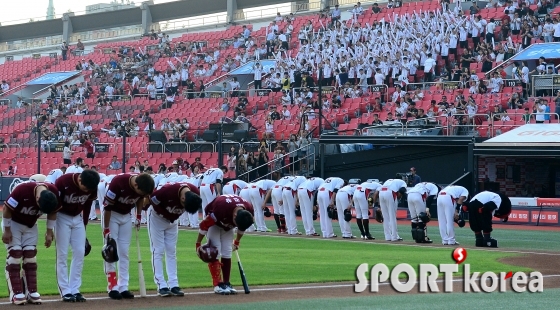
left=287, top=134, right=300, bottom=175
left=63, top=141, right=74, bottom=165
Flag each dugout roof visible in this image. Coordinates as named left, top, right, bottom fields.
left=473, top=124, right=560, bottom=157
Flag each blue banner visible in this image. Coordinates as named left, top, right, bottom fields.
left=512, top=43, right=560, bottom=61
left=26, top=71, right=80, bottom=85
left=229, top=60, right=277, bottom=75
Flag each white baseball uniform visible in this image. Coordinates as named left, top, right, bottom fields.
left=44, top=169, right=64, bottom=184
left=199, top=168, right=224, bottom=218
left=379, top=179, right=407, bottom=241
left=249, top=180, right=276, bottom=231
left=282, top=176, right=306, bottom=235
left=238, top=185, right=256, bottom=232
left=88, top=173, right=107, bottom=221
left=297, top=177, right=324, bottom=235
left=407, top=182, right=440, bottom=222
left=470, top=191, right=502, bottom=216
left=271, top=176, right=294, bottom=216
left=97, top=174, right=116, bottom=216
left=184, top=175, right=204, bottom=228
left=317, top=177, right=345, bottom=238
left=336, top=184, right=358, bottom=238
left=353, top=182, right=382, bottom=219
left=437, top=185, right=469, bottom=245
left=65, top=164, right=84, bottom=174
left=222, top=180, right=248, bottom=196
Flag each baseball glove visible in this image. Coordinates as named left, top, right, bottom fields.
left=85, top=238, right=91, bottom=257
left=101, top=236, right=119, bottom=263
left=374, top=207, right=383, bottom=223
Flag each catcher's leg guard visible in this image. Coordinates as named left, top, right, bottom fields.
left=273, top=214, right=281, bottom=230
left=418, top=222, right=433, bottom=243
left=356, top=220, right=365, bottom=237
left=208, top=261, right=222, bottom=287
left=5, top=248, right=24, bottom=304
left=22, top=246, right=41, bottom=304
left=279, top=215, right=287, bottom=232
left=411, top=222, right=419, bottom=241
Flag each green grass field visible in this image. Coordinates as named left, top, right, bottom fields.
left=0, top=218, right=551, bottom=298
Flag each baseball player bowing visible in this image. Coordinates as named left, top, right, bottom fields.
left=379, top=179, right=407, bottom=241
left=238, top=185, right=257, bottom=232
left=47, top=169, right=100, bottom=302
left=148, top=182, right=202, bottom=297
left=352, top=181, right=382, bottom=240
left=249, top=179, right=276, bottom=232
left=2, top=181, right=60, bottom=305
left=317, top=177, right=346, bottom=238
left=223, top=179, right=248, bottom=196
left=199, top=166, right=228, bottom=218
left=180, top=174, right=204, bottom=228
left=461, top=191, right=511, bottom=248
left=271, top=174, right=293, bottom=233
left=407, top=182, right=440, bottom=244
left=297, top=177, right=324, bottom=236
left=336, top=184, right=358, bottom=239
left=282, top=176, right=307, bottom=235
left=102, top=173, right=155, bottom=300
left=195, top=195, right=255, bottom=295
left=437, top=185, right=468, bottom=245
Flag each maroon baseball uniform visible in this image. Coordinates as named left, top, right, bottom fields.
left=150, top=183, right=200, bottom=222
left=5, top=182, right=61, bottom=228
left=203, top=195, right=255, bottom=231
left=104, top=174, right=145, bottom=214
left=55, top=173, right=97, bottom=226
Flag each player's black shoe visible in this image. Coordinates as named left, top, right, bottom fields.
left=170, top=287, right=184, bottom=296
left=74, top=293, right=86, bottom=302
left=121, top=291, right=134, bottom=299
left=108, top=290, right=122, bottom=300
left=158, top=288, right=172, bottom=297
left=62, top=294, right=75, bottom=302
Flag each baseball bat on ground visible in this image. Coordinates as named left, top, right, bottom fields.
left=235, top=250, right=250, bottom=294
left=136, top=229, right=147, bottom=297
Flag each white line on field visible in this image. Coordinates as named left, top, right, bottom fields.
left=1, top=275, right=559, bottom=305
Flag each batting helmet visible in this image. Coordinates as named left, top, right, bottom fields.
left=327, top=206, right=338, bottom=220
left=101, top=237, right=118, bottom=263
left=85, top=238, right=92, bottom=257
left=455, top=216, right=466, bottom=228
left=263, top=207, right=272, bottom=217
left=198, top=243, right=219, bottom=263
left=418, top=212, right=430, bottom=223
left=343, top=209, right=352, bottom=222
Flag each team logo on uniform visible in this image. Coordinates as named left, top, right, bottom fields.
left=9, top=178, right=23, bottom=194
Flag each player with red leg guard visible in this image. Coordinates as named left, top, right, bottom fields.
left=2, top=182, right=60, bottom=305
left=195, top=195, right=254, bottom=295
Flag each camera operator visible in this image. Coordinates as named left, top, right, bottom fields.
left=409, top=167, right=421, bottom=186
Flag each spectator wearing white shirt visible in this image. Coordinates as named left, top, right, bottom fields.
left=1, top=80, right=9, bottom=93
left=490, top=72, right=504, bottom=93
left=253, top=62, right=263, bottom=90
left=281, top=91, right=291, bottom=105
left=281, top=105, right=291, bottom=120
left=423, top=53, right=437, bottom=83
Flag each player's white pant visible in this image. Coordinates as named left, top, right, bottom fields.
left=188, top=212, right=199, bottom=228
left=97, top=182, right=108, bottom=214
left=249, top=187, right=268, bottom=231
left=222, top=184, right=235, bottom=195
left=147, top=207, right=179, bottom=290
left=335, top=192, right=353, bottom=238
left=200, top=183, right=218, bottom=218
left=55, top=213, right=86, bottom=296
left=281, top=188, right=298, bottom=235
left=437, top=195, right=456, bottom=244
left=271, top=186, right=284, bottom=215
left=408, top=193, right=426, bottom=223
left=88, top=202, right=98, bottom=220
left=352, top=190, right=369, bottom=219
left=206, top=225, right=234, bottom=259
left=317, top=189, right=335, bottom=238
left=297, top=188, right=315, bottom=235
left=239, top=189, right=256, bottom=232
left=178, top=212, right=189, bottom=226
left=2, top=220, right=38, bottom=301
left=103, top=212, right=132, bottom=293
left=379, top=190, right=400, bottom=241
